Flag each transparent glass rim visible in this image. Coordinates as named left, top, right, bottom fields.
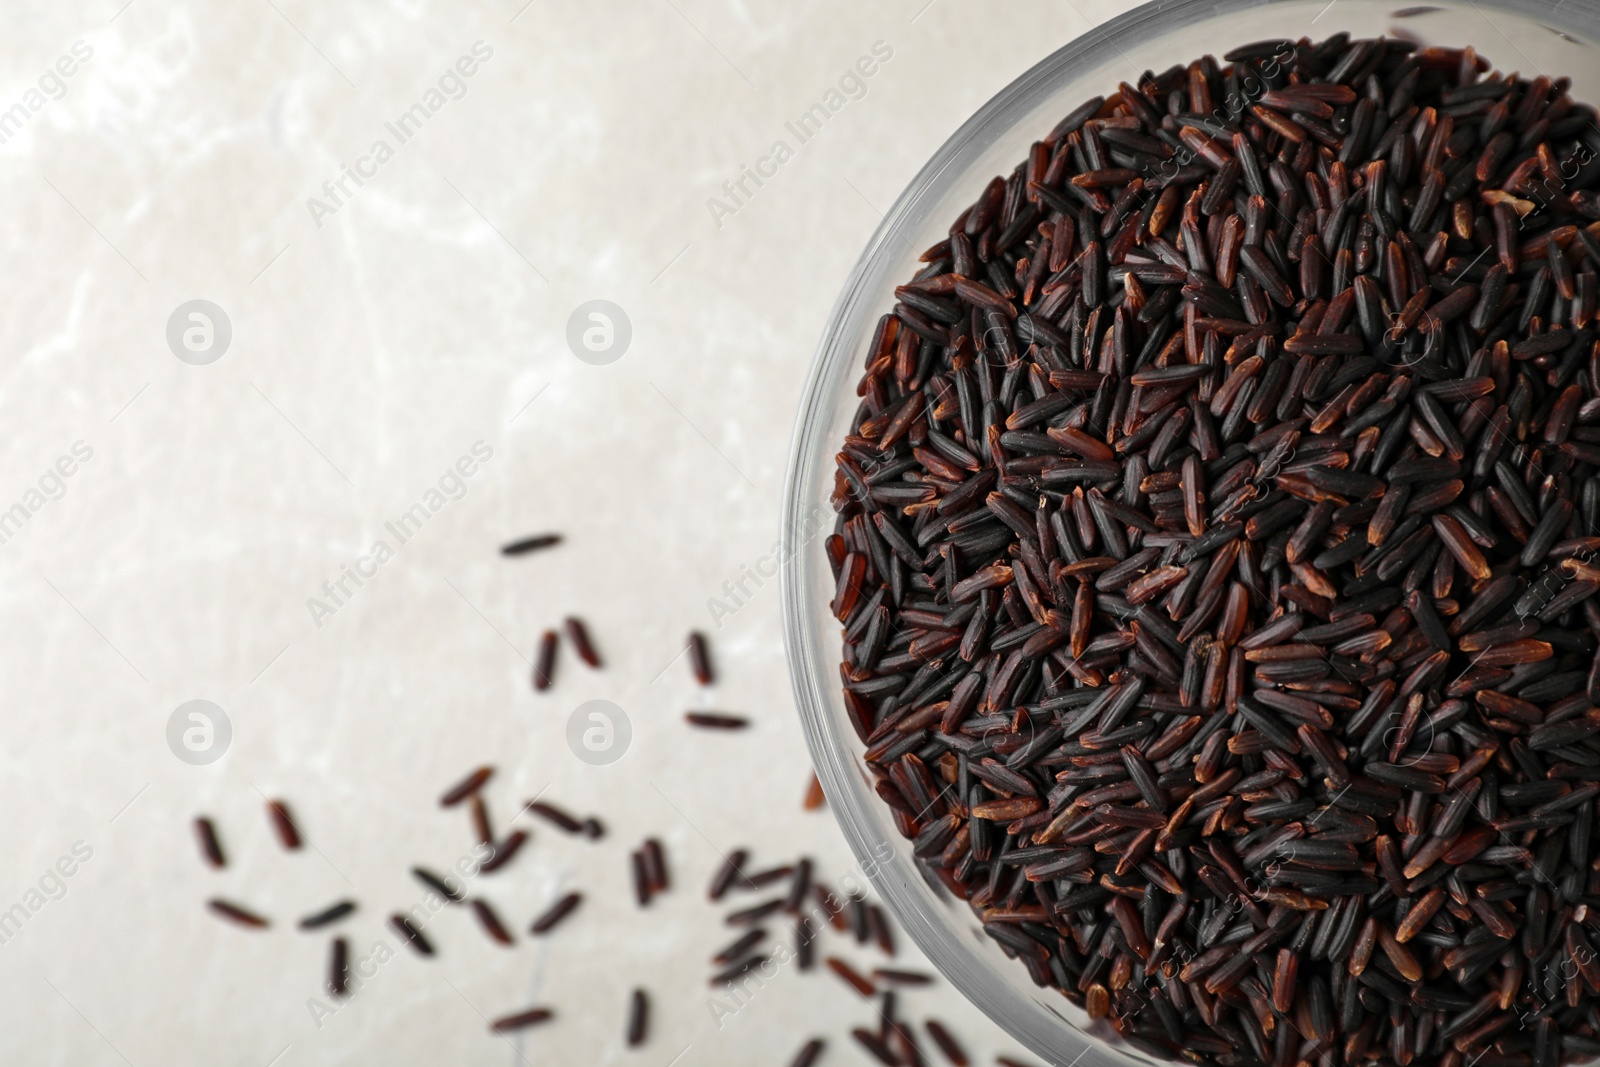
left=780, top=1, right=1600, bottom=1062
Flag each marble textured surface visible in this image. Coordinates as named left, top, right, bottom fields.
left=0, top=1, right=1148, bottom=1063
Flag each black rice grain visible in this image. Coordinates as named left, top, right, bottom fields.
left=525, top=799, right=584, bottom=834
left=642, top=837, right=669, bottom=894
left=439, top=766, right=493, bottom=807
left=193, top=817, right=225, bottom=868
left=787, top=1039, right=826, bottom=1067
left=564, top=616, right=601, bottom=668
left=852, top=1027, right=897, bottom=1067
left=708, top=849, right=749, bottom=900
left=472, top=899, right=514, bottom=945
left=709, top=953, right=769, bottom=987
left=685, top=712, right=750, bottom=730
left=825, top=956, right=876, bottom=998
left=298, top=900, right=356, bottom=930
left=712, top=926, right=766, bottom=964
left=411, top=866, right=465, bottom=904
left=489, top=1007, right=553, bottom=1032
left=626, top=988, right=649, bottom=1047
left=328, top=936, right=348, bottom=997
left=533, top=629, right=557, bottom=691
left=924, top=1019, right=969, bottom=1066
left=469, top=795, right=494, bottom=845
left=500, top=534, right=561, bottom=556
left=631, top=849, right=652, bottom=907
left=874, top=968, right=934, bottom=986
left=265, top=800, right=301, bottom=850
left=208, top=899, right=268, bottom=928
left=529, top=891, right=582, bottom=935
left=726, top=898, right=786, bottom=926
left=688, top=630, right=714, bottom=685
left=477, top=831, right=527, bottom=874
left=389, top=914, right=433, bottom=955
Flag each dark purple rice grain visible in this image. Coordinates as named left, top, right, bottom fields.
left=688, top=630, right=714, bottom=685
left=193, top=817, right=225, bottom=868
left=266, top=800, right=301, bottom=850
left=867, top=904, right=896, bottom=957
left=787, top=1039, right=826, bottom=1067
left=742, top=864, right=794, bottom=889
left=389, top=914, right=433, bottom=955
left=439, top=766, right=493, bottom=807
left=208, top=899, right=269, bottom=928
left=529, top=891, right=582, bottom=935
left=489, top=1007, right=553, bottom=1032
left=708, top=951, right=769, bottom=986
left=796, top=915, right=816, bottom=971
left=626, top=988, right=648, bottom=1047
left=725, top=898, right=786, bottom=926
left=785, top=857, right=813, bottom=911
left=834, top=33, right=1600, bottom=1067
left=642, top=837, right=668, bottom=894
left=814, top=886, right=846, bottom=927
left=887, top=1020, right=925, bottom=1067
left=329, top=936, right=349, bottom=997
left=472, top=898, right=514, bottom=945
left=469, top=795, right=494, bottom=846
left=524, top=799, right=584, bottom=834
left=923, top=1019, right=969, bottom=1067
left=684, top=712, right=749, bottom=730
left=847, top=895, right=870, bottom=945
left=825, top=956, right=876, bottom=998
left=852, top=1027, right=898, bottom=1066
left=411, top=866, right=465, bottom=904
left=477, top=830, right=527, bottom=874
left=500, top=533, right=561, bottom=556
left=708, top=849, right=748, bottom=900
left=712, top=926, right=766, bottom=964
left=874, top=968, right=934, bottom=986
left=631, top=849, right=652, bottom=907
left=564, top=616, right=601, bottom=668
left=298, top=900, right=356, bottom=930
left=533, top=629, right=557, bottom=691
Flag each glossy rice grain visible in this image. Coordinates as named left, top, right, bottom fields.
left=533, top=629, right=558, bottom=691
left=265, top=800, right=302, bottom=850
left=500, top=533, right=561, bottom=556
left=194, top=817, right=225, bottom=868
left=626, top=988, right=649, bottom=1047
left=529, top=891, right=582, bottom=935
left=439, top=766, right=493, bottom=807
left=688, top=631, right=714, bottom=685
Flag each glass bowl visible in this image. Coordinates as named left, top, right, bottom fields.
left=781, top=1, right=1600, bottom=1064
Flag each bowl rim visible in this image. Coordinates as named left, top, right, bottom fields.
left=779, top=1, right=1600, bottom=1062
